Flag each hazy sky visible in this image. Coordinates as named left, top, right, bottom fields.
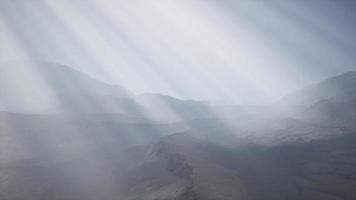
left=1, top=0, right=356, bottom=103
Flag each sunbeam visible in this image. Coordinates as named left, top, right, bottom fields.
left=1, top=0, right=356, bottom=200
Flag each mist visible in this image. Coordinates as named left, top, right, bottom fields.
left=1, top=0, right=356, bottom=104
left=1, top=1, right=356, bottom=200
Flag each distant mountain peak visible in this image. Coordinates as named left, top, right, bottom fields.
left=280, top=70, right=356, bottom=106
left=0, top=60, right=132, bottom=112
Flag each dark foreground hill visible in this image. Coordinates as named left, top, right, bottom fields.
left=1, top=132, right=355, bottom=200
left=117, top=132, right=356, bottom=200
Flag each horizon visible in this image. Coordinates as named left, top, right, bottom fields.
left=1, top=1, right=356, bottom=199
left=1, top=0, right=356, bottom=104
left=1, top=59, right=355, bottom=105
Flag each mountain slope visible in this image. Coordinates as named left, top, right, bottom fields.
left=0, top=61, right=132, bottom=112
left=1, top=69, right=356, bottom=200
left=119, top=132, right=356, bottom=200
left=0, top=61, right=216, bottom=122
left=118, top=133, right=250, bottom=200
left=280, top=71, right=356, bottom=106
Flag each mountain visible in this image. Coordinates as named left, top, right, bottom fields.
left=133, top=93, right=214, bottom=122
left=2, top=130, right=355, bottom=200
left=1, top=65, right=356, bottom=200
left=217, top=71, right=356, bottom=145
left=1, top=130, right=355, bottom=200
left=0, top=61, right=217, bottom=122
left=0, top=61, right=132, bottom=113
left=116, top=133, right=249, bottom=200
left=127, top=71, right=356, bottom=146
left=0, top=111, right=188, bottom=200
left=0, top=111, right=187, bottom=163
left=280, top=71, right=356, bottom=106
left=116, top=132, right=356, bottom=200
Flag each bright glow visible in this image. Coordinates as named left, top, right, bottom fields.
left=1, top=0, right=355, bottom=104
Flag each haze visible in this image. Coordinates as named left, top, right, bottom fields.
left=1, top=0, right=356, bottom=104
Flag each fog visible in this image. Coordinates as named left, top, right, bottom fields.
left=1, top=1, right=356, bottom=200
left=1, top=0, right=356, bottom=104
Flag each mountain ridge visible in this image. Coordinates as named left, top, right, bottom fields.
left=280, top=70, right=356, bottom=106
left=0, top=60, right=133, bottom=113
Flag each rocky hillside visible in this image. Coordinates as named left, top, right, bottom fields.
left=118, top=132, right=356, bottom=200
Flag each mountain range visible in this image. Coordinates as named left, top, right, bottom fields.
left=0, top=61, right=355, bottom=200
left=1, top=61, right=219, bottom=124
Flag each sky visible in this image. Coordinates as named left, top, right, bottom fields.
left=0, top=0, right=356, bottom=104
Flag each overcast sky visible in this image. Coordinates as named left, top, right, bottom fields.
left=1, top=0, right=356, bottom=104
